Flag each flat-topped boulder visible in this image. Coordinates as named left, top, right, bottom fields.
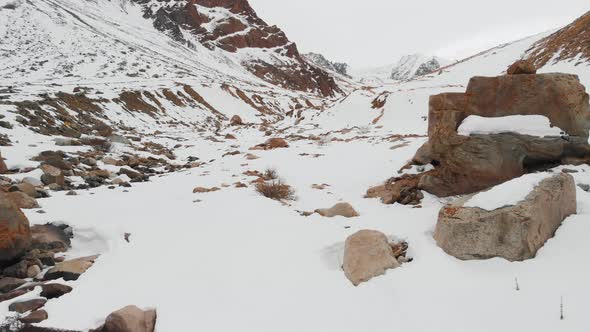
left=434, top=173, right=576, bottom=261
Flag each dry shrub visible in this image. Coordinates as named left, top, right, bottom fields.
left=255, top=180, right=295, bottom=201
left=263, top=168, right=278, bottom=180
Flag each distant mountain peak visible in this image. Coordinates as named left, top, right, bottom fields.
left=390, top=54, right=447, bottom=81
left=303, top=53, right=350, bottom=77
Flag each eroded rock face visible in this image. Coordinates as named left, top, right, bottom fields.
left=0, top=192, right=31, bottom=266
left=91, top=305, right=157, bottom=332
left=132, top=0, right=340, bottom=97
left=434, top=173, right=576, bottom=261
left=343, top=230, right=399, bottom=286
left=370, top=73, right=590, bottom=201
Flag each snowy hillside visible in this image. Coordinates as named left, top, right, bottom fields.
left=1, top=2, right=590, bottom=332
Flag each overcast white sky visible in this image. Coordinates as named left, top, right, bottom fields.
left=249, top=0, right=589, bottom=68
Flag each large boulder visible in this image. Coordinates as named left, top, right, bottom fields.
left=0, top=192, right=31, bottom=266
left=91, top=305, right=156, bottom=332
left=343, top=230, right=400, bottom=286
left=434, top=173, right=576, bottom=261
left=370, top=73, right=590, bottom=201
left=7, top=191, right=40, bottom=209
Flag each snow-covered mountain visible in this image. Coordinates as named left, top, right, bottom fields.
left=389, top=54, right=450, bottom=81
left=2, top=2, right=590, bottom=331
left=303, top=52, right=350, bottom=77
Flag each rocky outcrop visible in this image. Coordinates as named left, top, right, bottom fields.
left=132, top=0, right=340, bottom=96
left=369, top=72, right=590, bottom=201
left=0, top=192, right=31, bottom=266
left=525, top=11, right=590, bottom=68
left=434, top=173, right=576, bottom=261
left=91, top=305, right=157, bottom=332
left=343, top=230, right=400, bottom=286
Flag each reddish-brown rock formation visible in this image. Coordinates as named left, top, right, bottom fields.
left=368, top=72, right=590, bottom=202
left=0, top=191, right=32, bottom=266
left=132, top=0, right=340, bottom=96
left=525, top=11, right=590, bottom=68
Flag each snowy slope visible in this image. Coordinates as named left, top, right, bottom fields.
left=2, top=3, right=590, bottom=332
left=308, top=31, right=590, bottom=134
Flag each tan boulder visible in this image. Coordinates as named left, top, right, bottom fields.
left=343, top=230, right=400, bottom=286
left=0, top=192, right=31, bottom=265
left=315, top=203, right=359, bottom=218
left=44, top=255, right=99, bottom=281
left=7, top=191, right=40, bottom=209
left=91, top=305, right=156, bottom=332
left=9, top=182, right=37, bottom=198
left=266, top=138, right=289, bottom=149
left=507, top=59, right=537, bottom=75
left=434, top=173, right=576, bottom=261
left=31, top=224, right=71, bottom=252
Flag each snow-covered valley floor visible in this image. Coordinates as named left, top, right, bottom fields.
left=2, top=125, right=590, bottom=331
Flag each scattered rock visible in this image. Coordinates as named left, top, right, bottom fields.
left=40, top=164, right=65, bottom=186
left=230, top=115, right=244, bottom=126
left=66, top=190, right=77, bottom=196
left=30, top=224, right=71, bottom=252
left=245, top=153, right=259, bottom=160
left=315, top=203, right=359, bottom=218
left=22, top=177, right=44, bottom=187
left=44, top=255, right=99, bottom=281
left=0, top=277, right=26, bottom=293
left=434, top=173, right=576, bottom=261
left=343, top=230, right=400, bottom=286
left=0, top=192, right=31, bottom=266
left=2, top=260, right=29, bottom=278
left=91, top=305, right=156, bottom=332
left=40, top=283, right=73, bottom=299
left=19, top=309, right=49, bottom=324
left=9, top=298, right=47, bottom=313
left=192, top=187, right=220, bottom=193
left=27, top=264, right=41, bottom=278
left=251, top=138, right=289, bottom=150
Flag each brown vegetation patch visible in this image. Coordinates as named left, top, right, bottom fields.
left=255, top=181, right=295, bottom=201
left=525, top=11, right=590, bottom=67
left=116, top=91, right=160, bottom=114
left=162, top=89, right=186, bottom=107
